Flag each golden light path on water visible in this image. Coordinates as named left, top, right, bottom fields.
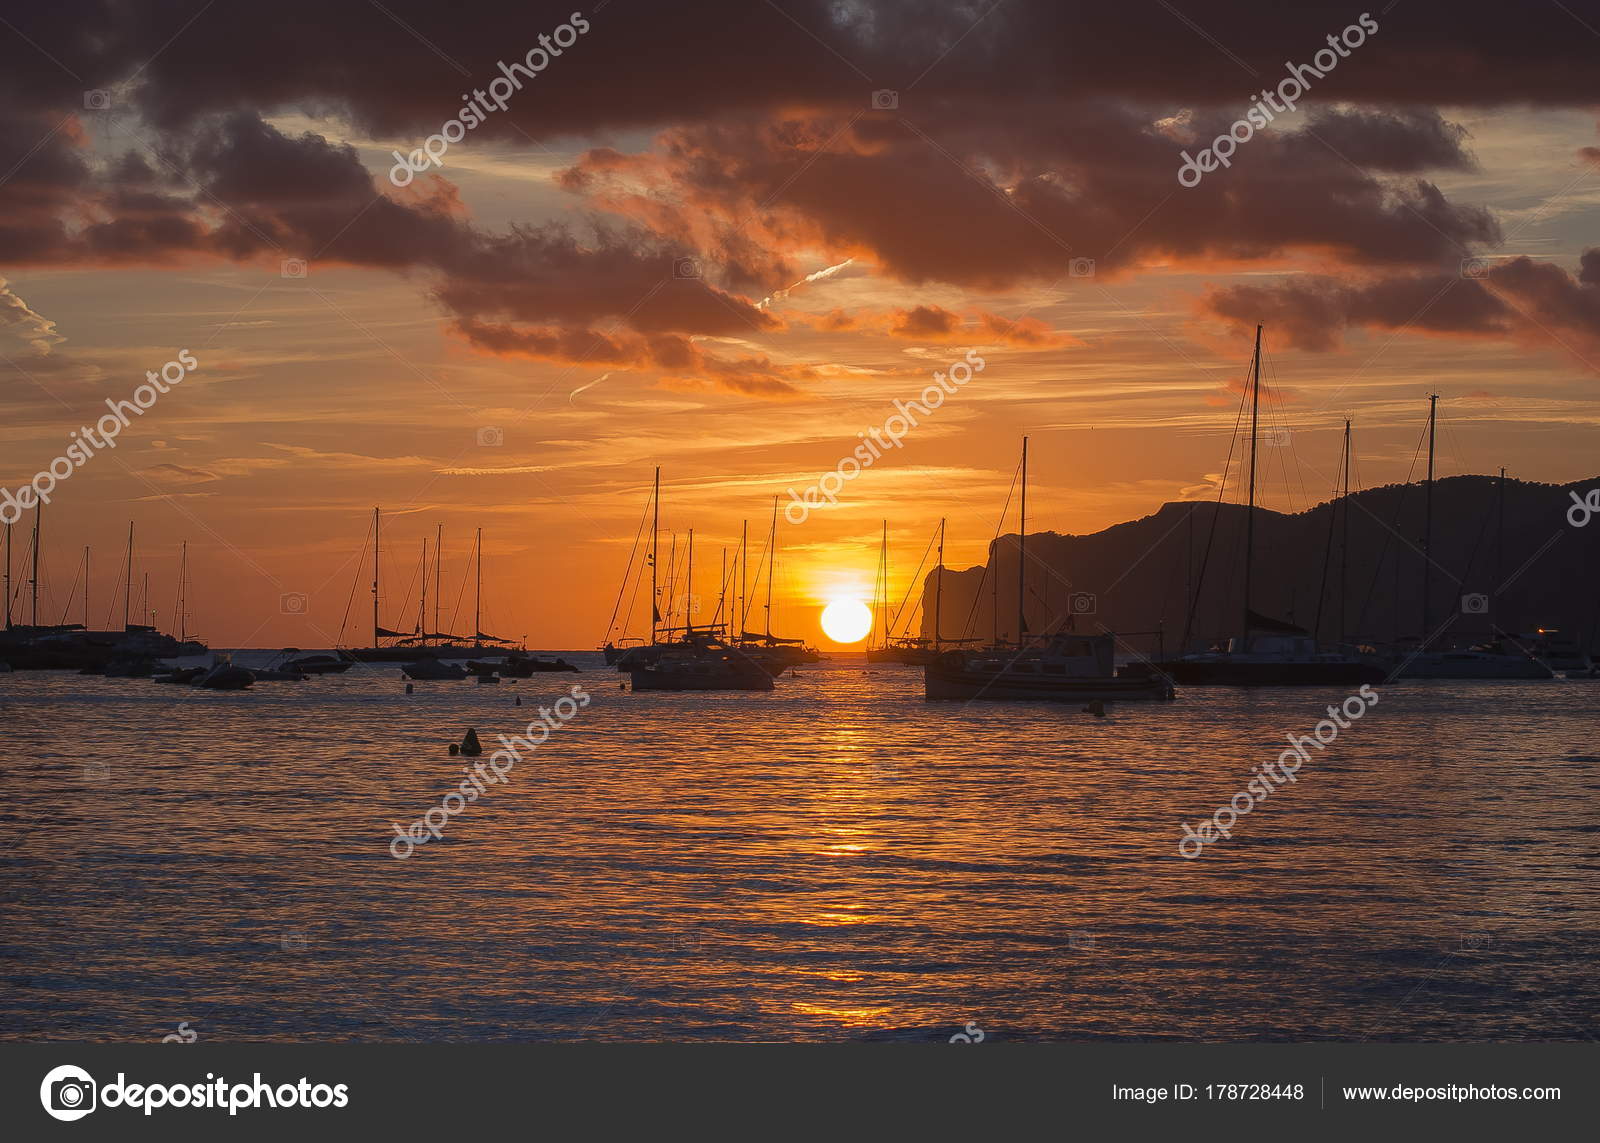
left=2, top=654, right=1598, bottom=1041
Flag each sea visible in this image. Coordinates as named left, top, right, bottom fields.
left=2, top=652, right=1597, bottom=1042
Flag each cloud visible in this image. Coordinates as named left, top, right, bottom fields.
left=0, top=277, right=64, bottom=354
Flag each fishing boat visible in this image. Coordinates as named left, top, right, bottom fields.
left=926, top=439, right=1176, bottom=702
left=1141, top=327, right=1385, bottom=687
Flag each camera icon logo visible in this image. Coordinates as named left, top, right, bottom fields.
left=281, top=258, right=308, bottom=279
left=1462, top=593, right=1489, bottom=614
left=1068, top=591, right=1097, bottom=615
left=1460, top=257, right=1491, bottom=280
left=40, top=1065, right=97, bottom=1121
left=476, top=426, right=504, bottom=447
left=870, top=89, right=899, bottom=110
left=1263, top=427, right=1292, bottom=447
left=82, top=761, right=110, bottom=783
left=1069, top=257, right=1096, bottom=278
left=83, top=90, right=111, bottom=110
left=281, top=930, right=309, bottom=953
left=672, top=257, right=701, bottom=279
left=280, top=591, right=309, bottom=615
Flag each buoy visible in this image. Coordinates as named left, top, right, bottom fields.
left=448, top=743, right=460, bottom=756
left=1085, top=699, right=1106, bottom=718
left=515, top=696, right=522, bottom=706
left=405, top=683, right=414, bottom=694
left=460, top=728, right=483, bottom=756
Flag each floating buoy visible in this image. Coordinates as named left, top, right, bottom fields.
left=448, top=743, right=460, bottom=756
left=515, top=696, right=522, bottom=706
left=460, top=728, right=483, bottom=756
left=405, top=683, right=414, bottom=694
left=1084, top=699, right=1106, bottom=718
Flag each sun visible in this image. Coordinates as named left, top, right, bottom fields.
left=820, top=598, right=873, bottom=644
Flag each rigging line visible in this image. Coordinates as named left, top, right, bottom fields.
left=605, top=490, right=653, bottom=639
left=336, top=511, right=374, bottom=645
left=1354, top=416, right=1431, bottom=638
left=56, top=548, right=85, bottom=626
left=887, top=525, right=939, bottom=639
left=961, top=457, right=1021, bottom=643
left=1181, top=363, right=1253, bottom=650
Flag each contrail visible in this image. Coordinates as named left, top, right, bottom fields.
left=569, top=372, right=612, bottom=403
left=756, top=258, right=855, bottom=310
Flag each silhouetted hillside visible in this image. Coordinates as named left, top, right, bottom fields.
left=919, top=475, right=1600, bottom=653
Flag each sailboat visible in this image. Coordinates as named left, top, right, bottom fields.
left=1140, top=326, right=1385, bottom=687
left=866, top=520, right=959, bottom=664
left=925, top=438, right=1176, bottom=702
left=1385, top=410, right=1551, bottom=680
left=344, top=513, right=521, bottom=662
left=734, top=497, right=822, bottom=666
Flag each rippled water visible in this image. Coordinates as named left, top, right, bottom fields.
left=3, top=654, right=1598, bottom=1042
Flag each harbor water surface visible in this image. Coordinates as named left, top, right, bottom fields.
left=3, top=655, right=1597, bottom=1042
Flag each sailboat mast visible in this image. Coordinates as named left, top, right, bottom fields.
left=142, top=571, right=149, bottom=626
left=934, top=518, right=945, bottom=651
left=31, top=504, right=41, bottom=627
left=84, top=546, right=90, bottom=629
left=1496, top=466, right=1505, bottom=628
left=178, top=542, right=187, bottom=641
left=1422, top=393, right=1438, bottom=640
left=1241, top=324, right=1262, bottom=643
left=1018, top=436, right=1028, bottom=644
left=474, top=527, right=483, bottom=649
left=686, top=528, right=694, bottom=632
left=878, top=521, right=888, bottom=650
left=1341, top=420, right=1351, bottom=644
left=739, top=519, right=747, bottom=638
left=124, top=521, right=133, bottom=630
left=650, top=468, right=660, bottom=644
left=3, top=520, right=10, bottom=630
left=766, top=497, right=776, bottom=640
left=372, top=507, right=380, bottom=648
left=418, top=538, right=428, bottom=636
left=434, top=524, right=442, bottom=644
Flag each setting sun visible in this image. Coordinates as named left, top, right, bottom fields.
left=820, top=599, right=874, bottom=644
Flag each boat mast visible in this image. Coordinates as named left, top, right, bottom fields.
left=715, top=547, right=726, bottom=630
left=766, top=497, right=776, bottom=641
left=650, top=467, right=660, bottom=644
left=142, top=571, right=150, bottom=626
left=1341, top=420, right=1351, bottom=644
left=3, top=520, right=10, bottom=629
left=1422, top=393, right=1438, bottom=641
left=83, top=546, right=90, bottom=629
left=418, top=537, right=428, bottom=636
left=124, top=521, right=134, bottom=630
left=1496, top=466, right=1505, bottom=629
left=1241, top=324, right=1262, bottom=644
left=371, top=507, right=380, bottom=649
left=1018, top=436, right=1028, bottom=645
left=474, top=527, right=483, bottom=649
left=739, top=519, right=747, bottom=639
left=686, top=528, right=694, bottom=632
left=30, top=504, right=40, bottom=627
left=178, top=542, right=187, bottom=641
left=434, top=524, right=442, bottom=644
left=878, top=521, right=889, bottom=650
left=934, top=517, right=945, bottom=651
